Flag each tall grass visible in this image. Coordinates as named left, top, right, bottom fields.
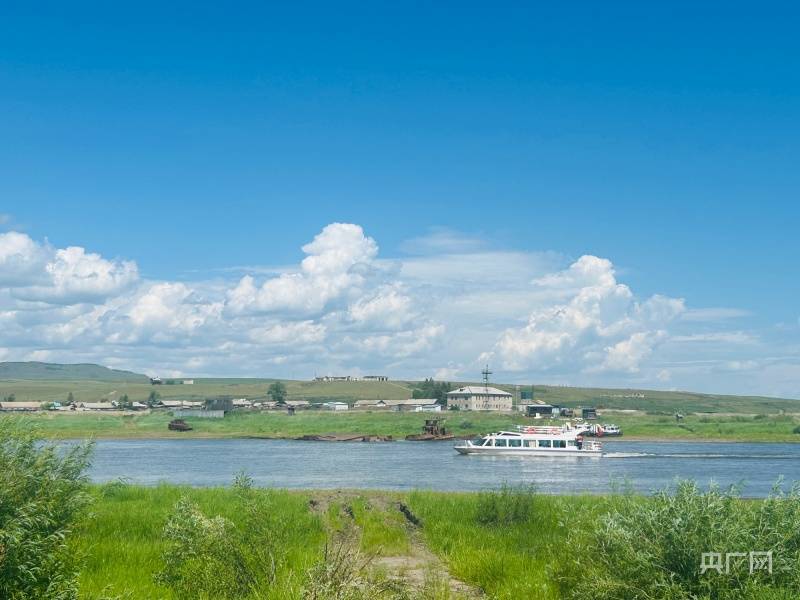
left=409, top=486, right=582, bottom=598
left=556, top=480, right=800, bottom=600
left=68, top=483, right=800, bottom=599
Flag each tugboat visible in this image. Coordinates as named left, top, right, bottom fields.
left=454, top=423, right=602, bottom=456
left=168, top=419, right=193, bottom=432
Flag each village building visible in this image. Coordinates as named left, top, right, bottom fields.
left=0, top=401, right=42, bottom=411
left=414, top=403, right=442, bottom=413
left=78, top=402, right=117, bottom=411
left=323, top=401, right=349, bottom=411
left=354, top=399, right=389, bottom=409
left=158, top=400, right=203, bottom=409
left=285, top=400, right=310, bottom=409
left=446, top=386, right=513, bottom=411
left=314, top=375, right=352, bottom=382
left=363, top=375, right=389, bottom=381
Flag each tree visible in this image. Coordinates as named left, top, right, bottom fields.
left=117, top=394, right=132, bottom=410
left=268, top=382, right=287, bottom=405
left=67, top=391, right=75, bottom=404
left=147, top=390, right=161, bottom=407
left=0, top=418, right=93, bottom=598
left=412, top=378, right=452, bottom=406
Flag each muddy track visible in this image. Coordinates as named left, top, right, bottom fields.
left=307, top=490, right=482, bottom=598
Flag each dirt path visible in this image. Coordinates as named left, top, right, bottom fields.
left=308, top=491, right=482, bottom=598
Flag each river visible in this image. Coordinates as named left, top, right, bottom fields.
left=83, top=438, right=800, bottom=497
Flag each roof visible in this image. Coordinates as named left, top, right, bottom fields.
left=79, top=402, right=116, bottom=410
left=354, top=399, right=388, bottom=406
left=390, top=399, right=436, bottom=406
left=161, top=400, right=203, bottom=408
left=285, top=400, right=309, bottom=406
left=0, top=402, right=42, bottom=410
left=447, top=386, right=512, bottom=397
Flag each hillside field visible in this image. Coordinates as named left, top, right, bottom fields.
left=1, top=376, right=797, bottom=414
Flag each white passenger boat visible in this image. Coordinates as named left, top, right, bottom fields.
left=454, top=423, right=602, bottom=456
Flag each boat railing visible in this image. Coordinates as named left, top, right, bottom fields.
left=516, top=425, right=565, bottom=435
left=582, top=440, right=603, bottom=451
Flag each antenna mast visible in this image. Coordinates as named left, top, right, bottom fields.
left=481, top=364, right=492, bottom=392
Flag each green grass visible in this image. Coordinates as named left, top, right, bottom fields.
left=71, top=484, right=800, bottom=599
left=73, top=484, right=585, bottom=599
left=9, top=409, right=800, bottom=442
left=72, top=483, right=324, bottom=599
left=348, top=496, right=411, bottom=556
left=609, top=413, right=800, bottom=442
left=10, top=409, right=526, bottom=440
left=407, top=489, right=620, bottom=599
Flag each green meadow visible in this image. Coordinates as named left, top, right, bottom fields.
left=7, top=409, right=800, bottom=443
left=71, top=482, right=800, bottom=599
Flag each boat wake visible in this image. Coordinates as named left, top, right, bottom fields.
left=604, top=452, right=797, bottom=460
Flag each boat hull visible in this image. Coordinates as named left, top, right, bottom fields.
left=454, top=445, right=601, bottom=457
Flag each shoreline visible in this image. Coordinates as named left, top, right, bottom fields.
left=46, top=432, right=800, bottom=443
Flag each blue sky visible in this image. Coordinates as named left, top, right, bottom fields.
left=1, top=2, right=798, bottom=396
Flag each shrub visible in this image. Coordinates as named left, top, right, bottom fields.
left=154, top=497, right=253, bottom=598
left=155, top=473, right=324, bottom=598
left=458, top=420, right=473, bottom=430
left=0, top=417, right=93, bottom=599
left=475, top=485, right=548, bottom=527
left=556, top=480, right=800, bottom=600
left=792, top=425, right=800, bottom=435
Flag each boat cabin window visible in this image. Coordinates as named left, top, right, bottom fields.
left=553, top=440, right=567, bottom=448
left=524, top=440, right=535, bottom=447
left=508, top=438, right=522, bottom=447
left=538, top=440, right=551, bottom=448
left=494, top=439, right=508, bottom=447
left=567, top=440, right=577, bottom=447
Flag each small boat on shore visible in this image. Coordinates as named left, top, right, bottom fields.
left=454, top=423, right=602, bottom=457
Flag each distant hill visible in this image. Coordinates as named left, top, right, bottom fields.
left=0, top=362, right=149, bottom=382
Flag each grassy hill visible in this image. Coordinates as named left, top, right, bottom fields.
left=471, top=382, right=798, bottom=414
left=0, top=361, right=797, bottom=414
left=0, top=362, right=148, bottom=382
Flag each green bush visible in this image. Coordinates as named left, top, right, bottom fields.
left=792, top=425, right=800, bottom=435
left=556, top=480, right=800, bottom=600
left=155, top=474, right=324, bottom=598
left=0, top=417, right=93, bottom=599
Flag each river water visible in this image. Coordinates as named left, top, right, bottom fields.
left=84, top=439, right=800, bottom=497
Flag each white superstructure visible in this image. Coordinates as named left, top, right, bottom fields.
left=454, top=423, right=602, bottom=456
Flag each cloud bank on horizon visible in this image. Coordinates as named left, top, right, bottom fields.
left=0, top=223, right=796, bottom=397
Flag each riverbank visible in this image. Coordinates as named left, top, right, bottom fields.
left=72, top=481, right=800, bottom=599
left=11, top=410, right=800, bottom=443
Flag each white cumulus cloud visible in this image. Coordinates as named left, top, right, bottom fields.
left=494, top=255, right=684, bottom=374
